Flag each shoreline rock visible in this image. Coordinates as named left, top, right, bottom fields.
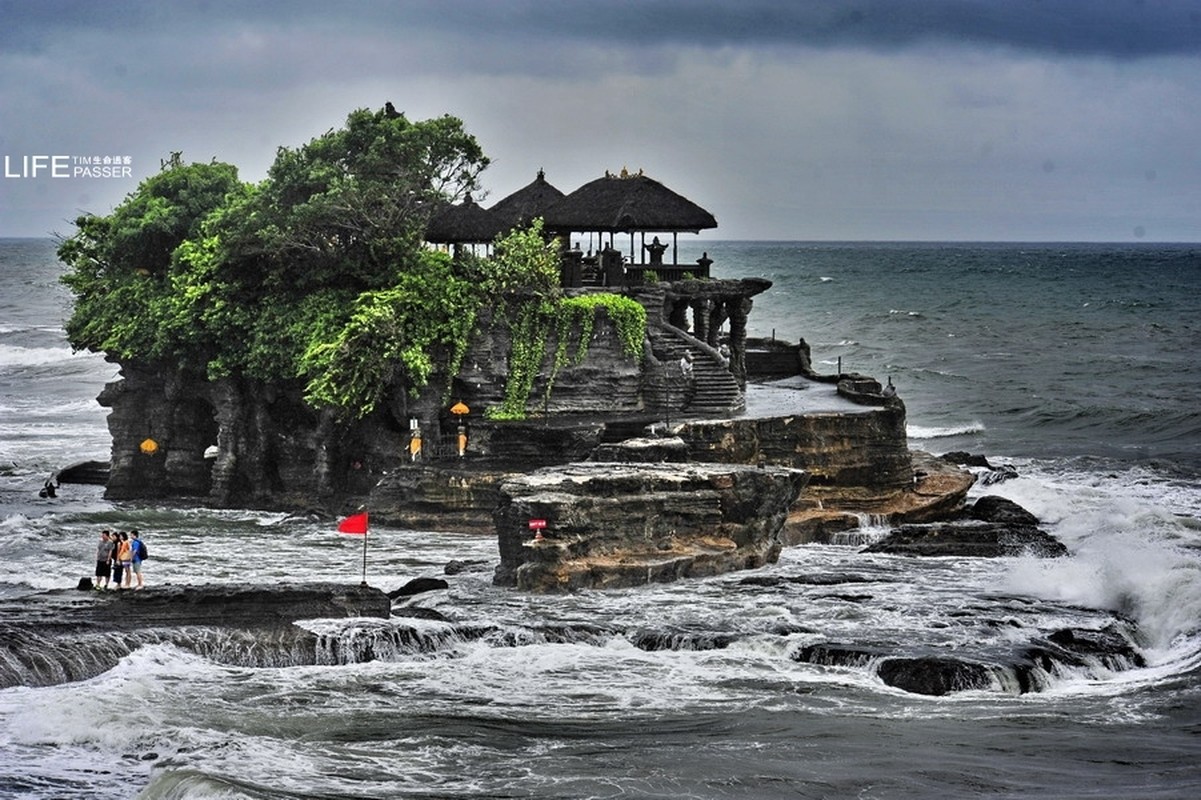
left=493, top=461, right=808, bottom=592
left=863, top=495, right=1067, bottom=558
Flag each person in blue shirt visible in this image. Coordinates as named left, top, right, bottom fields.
left=129, top=529, right=146, bottom=590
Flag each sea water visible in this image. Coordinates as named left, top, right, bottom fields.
left=1, top=238, right=1200, bottom=798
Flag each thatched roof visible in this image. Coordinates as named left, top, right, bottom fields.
left=542, top=171, right=718, bottom=233
left=488, top=169, right=565, bottom=230
left=425, top=197, right=505, bottom=244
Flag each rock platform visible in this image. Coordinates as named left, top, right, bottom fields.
left=493, top=462, right=808, bottom=592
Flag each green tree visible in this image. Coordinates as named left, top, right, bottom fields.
left=213, top=107, right=490, bottom=297
left=58, top=159, right=242, bottom=360
left=59, top=106, right=491, bottom=388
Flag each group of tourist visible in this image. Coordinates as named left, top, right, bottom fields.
left=93, top=529, right=147, bottom=590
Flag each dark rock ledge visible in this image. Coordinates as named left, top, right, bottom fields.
left=0, top=583, right=391, bottom=689
left=23, top=582, right=393, bottom=630
left=863, top=496, right=1068, bottom=558
left=793, top=622, right=1145, bottom=696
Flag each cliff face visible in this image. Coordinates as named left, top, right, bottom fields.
left=98, top=307, right=646, bottom=507
left=673, top=403, right=913, bottom=494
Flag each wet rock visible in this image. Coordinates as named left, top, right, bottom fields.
left=388, top=577, right=449, bottom=599
left=444, top=559, right=489, bottom=575
left=792, top=643, right=882, bottom=668
left=1025, top=625, right=1146, bottom=672
left=391, top=606, right=450, bottom=622
left=980, top=466, right=1020, bottom=485
left=863, top=521, right=1067, bottom=558
left=55, top=459, right=111, bottom=485
left=629, top=630, right=738, bottom=652
left=939, top=453, right=1018, bottom=484
left=876, top=656, right=992, bottom=696
left=969, top=495, right=1041, bottom=526
left=940, top=451, right=994, bottom=468
left=0, top=583, right=393, bottom=689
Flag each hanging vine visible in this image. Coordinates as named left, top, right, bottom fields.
left=488, top=292, right=647, bottom=420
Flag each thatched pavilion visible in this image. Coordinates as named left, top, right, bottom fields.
left=541, top=168, right=718, bottom=284
left=425, top=196, right=505, bottom=256
left=488, top=169, right=565, bottom=231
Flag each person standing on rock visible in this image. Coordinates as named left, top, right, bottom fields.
left=129, top=529, right=146, bottom=590
left=109, top=532, right=125, bottom=589
left=93, top=530, right=114, bottom=590
left=114, top=531, right=133, bottom=589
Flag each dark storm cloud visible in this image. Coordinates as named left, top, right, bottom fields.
left=3, top=0, right=1199, bottom=60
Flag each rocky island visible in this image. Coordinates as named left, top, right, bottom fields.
left=57, top=105, right=1021, bottom=595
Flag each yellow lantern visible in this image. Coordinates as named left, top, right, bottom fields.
left=450, top=400, right=470, bottom=416
left=139, top=438, right=159, bottom=455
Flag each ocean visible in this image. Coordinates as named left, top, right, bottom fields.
left=2, top=237, right=1200, bottom=799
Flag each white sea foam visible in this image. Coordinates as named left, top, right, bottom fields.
left=0, top=343, right=94, bottom=370
left=993, top=469, right=1201, bottom=651
left=907, top=421, right=986, bottom=439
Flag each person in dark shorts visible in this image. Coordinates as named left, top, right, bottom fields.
left=94, top=530, right=114, bottom=590
left=110, top=531, right=128, bottom=589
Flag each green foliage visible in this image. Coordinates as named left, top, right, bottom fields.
left=208, top=107, right=489, bottom=298
left=58, top=106, right=648, bottom=425
left=488, top=298, right=554, bottom=421
left=477, top=218, right=559, bottom=295
left=488, top=292, right=647, bottom=420
left=59, top=107, right=491, bottom=418
left=300, top=250, right=479, bottom=417
left=58, top=160, right=242, bottom=363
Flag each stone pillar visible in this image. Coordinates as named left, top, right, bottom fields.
left=691, top=299, right=709, bottom=342
left=708, top=300, right=729, bottom=346
left=729, top=296, right=752, bottom=388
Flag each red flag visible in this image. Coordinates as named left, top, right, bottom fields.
left=337, top=512, right=368, bottom=536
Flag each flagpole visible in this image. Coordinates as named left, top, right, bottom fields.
left=361, top=513, right=369, bottom=587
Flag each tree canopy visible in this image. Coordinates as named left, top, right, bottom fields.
left=59, top=105, right=645, bottom=421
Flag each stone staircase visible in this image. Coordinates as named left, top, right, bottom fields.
left=648, top=323, right=744, bottom=416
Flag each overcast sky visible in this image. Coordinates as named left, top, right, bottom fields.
left=2, top=0, right=1199, bottom=241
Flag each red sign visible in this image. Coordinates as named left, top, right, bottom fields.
left=528, top=519, right=547, bottom=530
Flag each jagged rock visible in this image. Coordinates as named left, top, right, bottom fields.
left=859, top=492, right=1066, bottom=554
left=969, top=495, right=1041, bottom=526
left=676, top=406, right=913, bottom=493
left=941, top=451, right=994, bottom=468
left=876, top=656, right=993, bottom=695
left=863, top=520, right=1067, bottom=558
left=493, top=462, right=808, bottom=592
left=55, top=459, right=110, bottom=485
left=388, top=577, right=449, bottom=599
left=792, top=643, right=883, bottom=668
left=1023, top=625, right=1146, bottom=672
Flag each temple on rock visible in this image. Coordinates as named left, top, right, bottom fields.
left=89, top=166, right=974, bottom=591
